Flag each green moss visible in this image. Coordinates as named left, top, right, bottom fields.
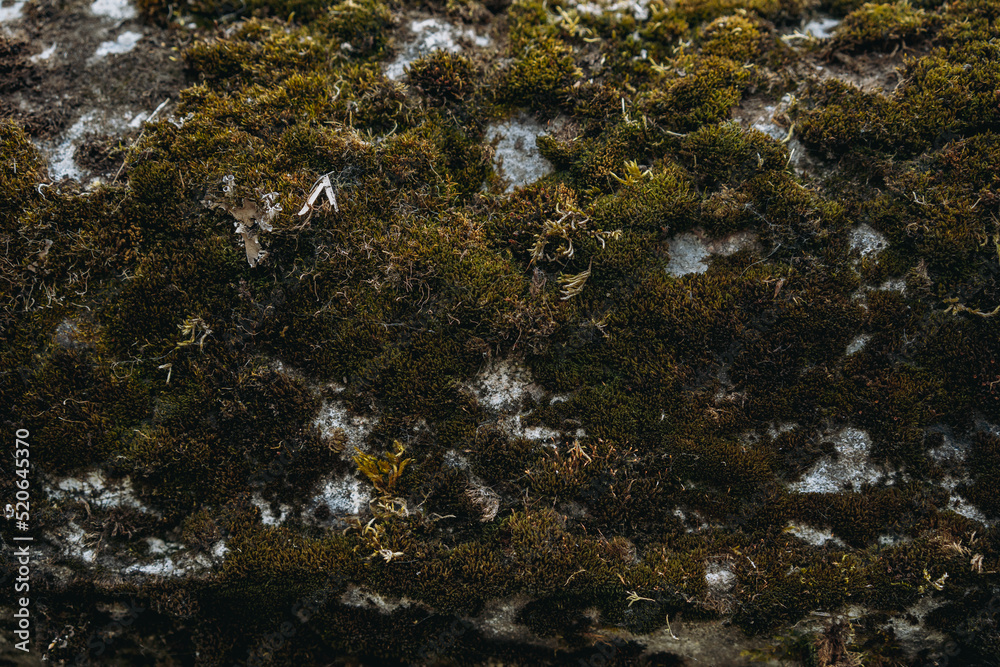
left=590, top=162, right=700, bottom=233
left=493, top=36, right=580, bottom=112
left=0, top=119, right=45, bottom=233
left=700, top=12, right=765, bottom=61
left=21, top=346, right=150, bottom=473
left=641, top=55, right=754, bottom=132
left=321, top=0, right=395, bottom=58
left=673, top=0, right=807, bottom=24
left=406, top=50, right=478, bottom=102
left=797, top=41, right=1000, bottom=156
left=831, top=1, right=931, bottom=50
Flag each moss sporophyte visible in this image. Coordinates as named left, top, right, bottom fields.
left=4, top=0, right=1000, bottom=663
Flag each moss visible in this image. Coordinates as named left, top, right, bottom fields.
left=962, top=431, right=1000, bottom=518
left=673, top=0, right=807, bottom=24
left=641, top=55, right=755, bottom=132
left=492, top=36, right=580, bottom=112
left=321, top=0, right=395, bottom=58
left=700, top=12, right=765, bottom=61
left=830, top=1, right=931, bottom=50
left=12, top=0, right=1000, bottom=661
left=407, top=50, right=478, bottom=103
left=797, top=41, right=1000, bottom=156
left=0, top=119, right=45, bottom=233
left=589, top=162, right=700, bottom=233
left=21, top=347, right=150, bottom=474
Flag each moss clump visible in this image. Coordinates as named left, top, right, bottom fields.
left=797, top=41, right=1000, bottom=156
left=641, top=55, right=754, bottom=132
left=590, top=162, right=700, bottom=233
left=406, top=50, right=478, bottom=102
left=700, top=11, right=765, bottom=61
left=830, top=0, right=931, bottom=50
left=673, top=0, right=807, bottom=24
left=0, top=119, right=45, bottom=233
left=321, top=0, right=395, bottom=58
left=493, top=36, right=580, bottom=112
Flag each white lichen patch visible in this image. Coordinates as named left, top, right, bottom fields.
left=55, top=318, right=87, bottom=348
left=766, top=422, right=797, bottom=439
left=90, top=0, right=136, bottom=20
left=935, top=475, right=991, bottom=525
left=666, top=230, right=758, bottom=277
left=878, top=277, right=907, bottom=293
left=309, top=474, right=371, bottom=519
left=47, top=471, right=152, bottom=513
left=503, top=414, right=563, bottom=442
left=30, top=43, right=58, bottom=63
left=53, top=520, right=226, bottom=576
left=666, top=233, right=711, bottom=276
left=128, top=110, right=149, bottom=128
left=926, top=428, right=966, bottom=463
left=313, top=400, right=377, bottom=454
left=704, top=563, right=736, bottom=593
left=785, top=522, right=846, bottom=547
left=883, top=597, right=949, bottom=658
left=802, top=17, right=841, bottom=39
left=92, top=30, right=142, bottom=60
left=121, top=538, right=227, bottom=576
left=486, top=114, right=563, bottom=192
left=60, top=521, right=96, bottom=563
left=45, top=110, right=100, bottom=181
left=38, top=105, right=158, bottom=182
left=474, top=595, right=553, bottom=647
left=845, top=334, right=869, bottom=356
left=0, top=0, right=27, bottom=22
left=948, top=493, right=991, bottom=526
left=251, top=492, right=292, bottom=526
left=384, top=18, right=490, bottom=81
left=340, top=585, right=415, bottom=613
left=790, top=427, right=892, bottom=493
left=472, top=358, right=545, bottom=412
left=123, top=550, right=224, bottom=576
left=849, top=223, right=888, bottom=259
left=568, top=0, right=650, bottom=22
left=673, top=507, right=710, bottom=533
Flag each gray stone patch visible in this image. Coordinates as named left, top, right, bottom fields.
left=486, top=114, right=564, bottom=192
left=845, top=334, right=869, bottom=356
left=568, top=0, right=651, bottom=21
left=849, top=223, right=888, bottom=258
left=384, top=18, right=490, bottom=81
left=666, top=230, right=758, bottom=277
left=90, top=0, right=137, bottom=20
left=790, top=427, right=893, bottom=493
left=785, top=522, right=846, bottom=547
left=803, top=17, right=840, bottom=39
